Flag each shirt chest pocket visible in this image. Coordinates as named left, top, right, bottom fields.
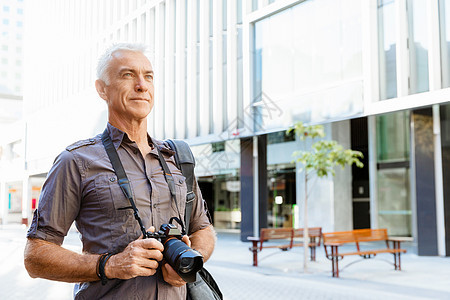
left=171, top=174, right=188, bottom=219
left=94, top=174, right=134, bottom=217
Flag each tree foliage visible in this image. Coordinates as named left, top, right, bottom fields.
left=288, top=122, right=363, bottom=178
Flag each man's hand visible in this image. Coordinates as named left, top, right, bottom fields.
left=104, top=237, right=164, bottom=280
left=161, top=234, right=191, bottom=286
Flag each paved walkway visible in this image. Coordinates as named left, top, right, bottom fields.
left=1, top=225, right=449, bottom=299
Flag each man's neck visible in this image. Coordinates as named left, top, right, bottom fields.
left=109, top=118, right=151, bottom=155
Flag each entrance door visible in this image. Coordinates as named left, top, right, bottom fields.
left=351, top=118, right=371, bottom=229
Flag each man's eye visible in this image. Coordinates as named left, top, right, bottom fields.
left=145, top=75, right=153, bottom=80
left=123, top=73, right=133, bottom=77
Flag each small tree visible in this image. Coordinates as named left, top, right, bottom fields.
left=288, top=122, right=363, bottom=271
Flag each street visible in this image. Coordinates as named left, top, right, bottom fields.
left=1, top=225, right=450, bottom=299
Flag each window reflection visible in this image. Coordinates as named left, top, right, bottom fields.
left=440, top=0, right=450, bottom=88
left=378, top=0, right=397, bottom=100
left=408, top=0, right=429, bottom=94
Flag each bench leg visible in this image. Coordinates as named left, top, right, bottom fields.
left=394, top=252, right=401, bottom=271
left=331, top=246, right=339, bottom=277
left=251, top=241, right=258, bottom=267
left=309, top=237, right=316, bottom=261
left=392, top=241, right=402, bottom=271
left=310, top=246, right=316, bottom=261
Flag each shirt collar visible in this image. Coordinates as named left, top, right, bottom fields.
left=106, top=123, right=175, bottom=157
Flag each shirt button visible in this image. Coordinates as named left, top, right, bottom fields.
left=153, top=203, right=158, bottom=208
left=179, top=179, right=183, bottom=184
left=109, top=177, right=116, bottom=182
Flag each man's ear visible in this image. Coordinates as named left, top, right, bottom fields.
left=95, top=79, right=108, bottom=101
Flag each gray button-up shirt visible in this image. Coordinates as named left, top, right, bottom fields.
left=27, top=123, right=211, bottom=300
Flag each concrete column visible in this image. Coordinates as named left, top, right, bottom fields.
left=240, top=137, right=254, bottom=240
left=242, top=0, right=254, bottom=135
left=175, top=0, right=186, bottom=139
left=240, top=135, right=267, bottom=241
left=186, top=0, right=198, bottom=138
left=332, top=120, right=353, bottom=231
left=199, top=0, right=210, bottom=136
left=164, top=0, right=175, bottom=138
left=413, top=108, right=438, bottom=255
left=154, top=4, right=165, bottom=139
left=147, top=8, right=156, bottom=137
left=226, top=0, right=238, bottom=130
left=212, top=0, right=224, bottom=135
left=368, top=115, right=379, bottom=229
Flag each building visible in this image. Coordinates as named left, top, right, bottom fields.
left=2, top=0, right=449, bottom=257
left=0, top=0, right=24, bottom=224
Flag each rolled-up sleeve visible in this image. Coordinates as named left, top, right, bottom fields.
left=27, top=150, right=82, bottom=245
left=188, top=177, right=212, bottom=235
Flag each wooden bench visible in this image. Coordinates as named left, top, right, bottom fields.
left=247, top=227, right=322, bottom=266
left=323, top=228, right=407, bottom=277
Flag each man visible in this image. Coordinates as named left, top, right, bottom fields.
left=24, top=43, right=216, bottom=299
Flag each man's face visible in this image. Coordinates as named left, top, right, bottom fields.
left=96, top=50, right=154, bottom=123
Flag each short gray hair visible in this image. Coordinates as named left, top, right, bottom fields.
left=96, top=43, right=147, bottom=84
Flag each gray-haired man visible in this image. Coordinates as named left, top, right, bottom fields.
left=24, top=43, right=216, bottom=299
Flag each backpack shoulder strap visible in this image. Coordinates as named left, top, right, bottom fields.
left=165, top=139, right=195, bottom=234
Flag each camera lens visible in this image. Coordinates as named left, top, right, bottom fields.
left=179, top=257, right=195, bottom=273
left=164, top=238, right=203, bottom=282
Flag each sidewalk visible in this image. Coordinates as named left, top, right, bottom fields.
left=1, top=224, right=449, bottom=299
left=207, top=230, right=450, bottom=300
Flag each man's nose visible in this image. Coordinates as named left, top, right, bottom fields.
left=135, top=76, right=149, bottom=92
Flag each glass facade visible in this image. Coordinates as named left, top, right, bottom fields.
left=440, top=0, right=450, bottom=88
left=253, top=0, right=363, bottom=130
left=267, top=167, right=296, bottom=228
left=407, top=0, right=429, bottom=94
left=192, top=140, right=241, bottom=229
left=376, top=111, right=411, bottom=236
left=378, top=0, right=397, bottom=100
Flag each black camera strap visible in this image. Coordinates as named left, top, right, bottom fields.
left=101, top=129, right=148, bottom=238
left=165, top=139, right=196, bottom=235
left=151, top=138, right=186, bottom=235
left=101, top=129, right=186, bottom=237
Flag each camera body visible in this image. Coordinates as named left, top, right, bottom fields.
left=146, top=223, right=203, bottom=283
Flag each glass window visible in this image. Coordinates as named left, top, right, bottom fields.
left=1, top=58, right=7, bottom=64
left=254, top=0, right=363, bottom=128
left=440, top=0, right=450, bottom=88
left=376, top=111, right=410, bottom=162
left=252, top=0, right=258, bottom=12
left=267, top=130, right=295, bottom=145
left=267, top=167, right=296, bottom=228
left=3, top=19, right=9, bottom=25
left=17, top=8, right=23, bottom=14
left=237, top=0, right=242, bottom=24
left=2, top=45, right=7, bottom=51
left=407, top=0, right=429, bottom=94
left=16, top=21, right=23, bottom=27
left=376, top=110, right=411, bottom=237
left=3, top=6, right=9, bottom=12
left=377, top=168, right=411, bottom=236
left=378, top=0, right=397, bottom=100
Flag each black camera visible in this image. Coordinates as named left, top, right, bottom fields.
left=146, top=222, right=203, bottom=283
